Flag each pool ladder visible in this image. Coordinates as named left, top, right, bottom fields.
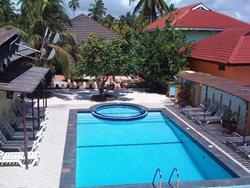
left=168, top=168, right=180, bottom=188
left=152, top=168, right=179, bottom=188
left=152, top=168, right=163, bottom=188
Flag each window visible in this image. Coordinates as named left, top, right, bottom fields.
left=6, top=91, right=14, bottom=99
left=218, top=64, right=225, bottom=71
left=192, top=4, right=210, bottom=11
left=196, top=7, right=207, bottom=11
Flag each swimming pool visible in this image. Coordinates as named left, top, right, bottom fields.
left=76, top=105, right=238, bottom=187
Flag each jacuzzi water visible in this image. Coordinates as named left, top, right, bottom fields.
left=96, top=105, right=143, bottom=118
left=76, top=108, right=237, bottom=187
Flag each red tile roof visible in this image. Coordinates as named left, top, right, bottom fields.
left=148, top=3, right=249, bottom=31
left=190, top=27, right=250, bottom=64
left=54, top=75, right=66, bottom=81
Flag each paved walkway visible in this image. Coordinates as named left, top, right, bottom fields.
left=0, top=89, right=172, bottom=188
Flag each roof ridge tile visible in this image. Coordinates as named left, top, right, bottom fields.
left=228, top=35, right=245, bottom=63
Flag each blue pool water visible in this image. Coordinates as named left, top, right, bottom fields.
left=76, top=111, right=237, bottom=187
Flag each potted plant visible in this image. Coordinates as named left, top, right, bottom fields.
left=177, top=82, right=191, bottom=108
left=222, top=109, right=239, bottom=134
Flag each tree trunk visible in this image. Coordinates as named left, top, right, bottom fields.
left=97, top=76, right=108, bottom=96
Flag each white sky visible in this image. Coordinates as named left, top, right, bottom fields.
left=12, top=0, right=250, bottom=23
left=66, top=0, right=250, bottom=23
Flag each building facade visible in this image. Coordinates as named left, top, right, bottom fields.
left=189, top=27, right=250, bottom=84
left=147, top=3, right=249, bottom=43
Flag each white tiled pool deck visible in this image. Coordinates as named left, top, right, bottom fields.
left=0, top=89, right=172, bottom=188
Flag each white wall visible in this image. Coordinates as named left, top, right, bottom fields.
left=0, top=91, right=15, bottom=117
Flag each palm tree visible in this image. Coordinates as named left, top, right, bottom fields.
left=129, top=0, right=170, bottom=22
left=49, top=31, right=79, bottom=78
left=5, top=0, right=77, bottom=77
left=0, top=0, right=16, bottom=24
left=18, top=0, right=69, bottom=33
left=119, top=12, right=136, bottom=27
left=68, top=0, right=80, bottom=17
left=88, top=0, right=107, bottom=22
left=168, top=3, right=176, bottom=12
left=103, top=14, right=116, bottom=29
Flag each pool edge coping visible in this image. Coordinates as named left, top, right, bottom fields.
left=59, top=103, right=250, bottom=188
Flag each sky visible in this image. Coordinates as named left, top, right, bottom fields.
left=64, top=0, right=250, bottom=23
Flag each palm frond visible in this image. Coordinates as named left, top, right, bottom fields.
left=49, top=44, right=75, bottom=77
left=133, top=0, right=144, bottom=15
left=4, top=25, right=29, bottom=41
left=59, top=31, right=77, bottom=46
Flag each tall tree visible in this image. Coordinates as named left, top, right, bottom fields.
left=168, top=3, right=176, bottom=12
left=88, top=0, right=107, bottom=22
left=77, top=35, right=142, bottom=96
left=17, top=0, right=69, bottom=33
left=0, top=0, right=16, bottom=24
left=129, top=0, right=169, bottom=22
left=5, top=0, right=76, bottom=77
left=49, top=31, right=79, bottom=78
left=44, top=0, right=70, bottom=31
left=119, top=12, right=136, bottom=27
left=134, top=21, right=190, bottom=90
left=103, top=14, right=116, bottom=29
left=68, top=0, right=80, bottom=17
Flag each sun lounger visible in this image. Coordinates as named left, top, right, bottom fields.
left=0, top=118, right=44, bottom=141
left=237, top=145, right=250, bottom=159
left=25, top=106, right=49, bottom=120
left=225, top=136, right=250, bottom=151
left=8, top=111, right=47, bottom=131
left=15, top=98, right=48, bottom=120
left=227, top=136, right=250, bottom=145
left=0, top=131, right=38, bottom=152
left=180, top=99, right=210, bottom=114
left=194, top=105, right=228, bottom=125
left=187, top=101, right=218, bottom=118
left=0, top=150, right=40, bottom=168
left=15, top=97, right=34, bottom=109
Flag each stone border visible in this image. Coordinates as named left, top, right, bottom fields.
left=59, top=104, right=250, bottom=188
left=90, top=103, right=148, bottom=121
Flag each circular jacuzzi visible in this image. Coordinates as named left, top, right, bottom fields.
left=91, top=104, right=148, bottom=121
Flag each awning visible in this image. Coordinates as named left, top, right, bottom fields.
left=0, top=64, right=49, bottom=93
left=176, top=71, right=250, bottom=103
left=0, top=29, right=17, bottom=46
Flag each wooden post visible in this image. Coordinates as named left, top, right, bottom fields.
left=32, top=97, right=35, bottom=138
left=21, top=96, right=29, bottom=170
left=37, top=94, right=40, bottom=130
left=42, top=90, right=45, bottom=121
left=42, top=83, right=45, bottom=121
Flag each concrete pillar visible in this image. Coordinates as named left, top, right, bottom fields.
left=193, top=84, right=201, bottom=107
left=175, top=85, right=181, bottom=103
